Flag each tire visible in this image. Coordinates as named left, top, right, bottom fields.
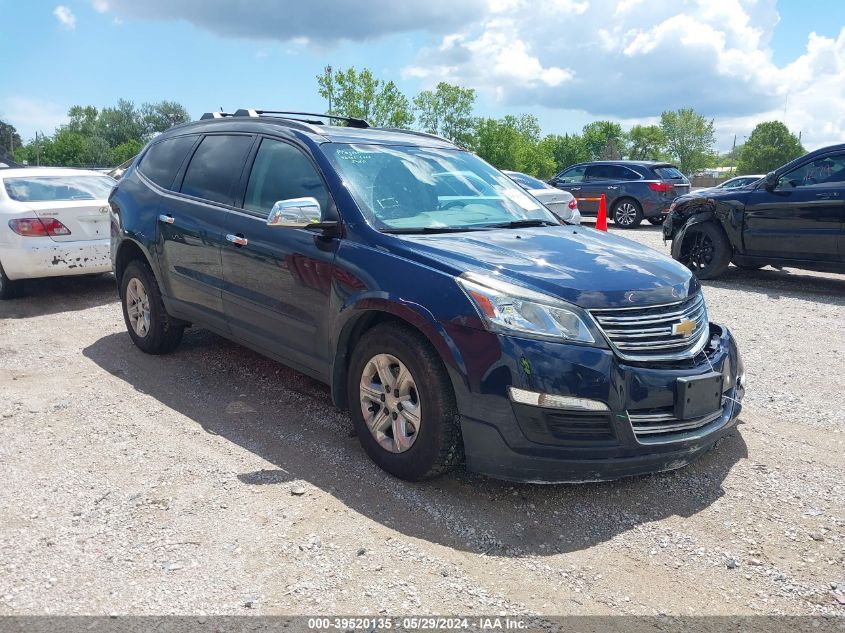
left=120, top=259, right=184, bottom=354
left=347, top=322, right=462, bottom=481
left=611, top=199, right=643, bottom=228
left=677, top=222, right=731, bottom=280
left=0, top=261, right=21, bottom=300
left=647, top=216, right=666, bottom=226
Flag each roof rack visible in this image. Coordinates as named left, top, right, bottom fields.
left=378, top=127, right=454, bottom=144
left=233, top=109, right=371, bottom=129
left=200, top=111, right=234, bottom=120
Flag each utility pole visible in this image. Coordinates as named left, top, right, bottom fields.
left=36, top=131, right=40, bottom=166
left=325, top=65, right=333, bottom=123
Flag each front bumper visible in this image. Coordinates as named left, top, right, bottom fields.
left=0, top=238, right=111, bottom=280
left=453, top=323, right=743, bottom=483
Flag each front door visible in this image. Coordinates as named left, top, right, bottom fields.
left=742, top=151, right=845, bottom=263
left=579, top=164, right=620, bottom=215
left=156, top=133, right=255, bottom=329
left=222, top=137, right=338, bottom=379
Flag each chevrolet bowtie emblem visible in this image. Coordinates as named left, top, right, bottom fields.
left=672, top=318, right=697, bottom=338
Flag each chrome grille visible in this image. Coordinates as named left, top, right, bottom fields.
left=589, top=294, right=709, bottom=361
left=628, top=407, right=723, bottom=439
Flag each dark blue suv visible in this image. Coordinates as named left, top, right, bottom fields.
left=109, top=109, right=745, bottom=483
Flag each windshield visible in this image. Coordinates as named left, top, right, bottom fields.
left=323, top=144, right=559, bottom=231
left=3, top=175, right=115, bottom=202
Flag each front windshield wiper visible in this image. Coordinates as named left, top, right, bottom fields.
left=380, top=226, right=493, bottom=234
left=486, top=218, right=559, bottom=229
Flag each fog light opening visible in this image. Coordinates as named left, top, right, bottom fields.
left=507, top=387, right=609, bottom=411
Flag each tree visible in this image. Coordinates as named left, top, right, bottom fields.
left=413, top=82, right=476, bottom=145
left=317, top=66, right=413, bottom=127
left=736, top=121, right=804, bottom=175
left=627, top=125, right=666, bottom=160
left=541, top=133, right=590, bottom=173
left=97, top=99, right=143, bottom=148
left=0, top=120, right=22, bottom=160
left=140, top=101, right=191, bottom=138
left=582, top=121, right=626, bottom=160
left=660, top=108, right=716, bottom=175
left=471, top=114, right=555, bottom=177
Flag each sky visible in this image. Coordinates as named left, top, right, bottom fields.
left=2, top=0, right=845, bottom=153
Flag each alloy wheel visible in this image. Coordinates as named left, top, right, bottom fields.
left=125, top=277, right=151, bottom=338
left=359, top=353, right=421, bottom=453
left=615, top=202, right=638, bottom=226
left=683, top=231, right=715, bottom=271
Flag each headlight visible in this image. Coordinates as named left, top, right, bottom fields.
left=456, top=273, right=596, bottom=343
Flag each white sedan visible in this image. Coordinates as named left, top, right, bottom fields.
left=0, top=168, right=115, bottom=299
left=503, top=170, right=581, bottom=224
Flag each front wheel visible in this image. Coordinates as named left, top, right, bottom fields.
left=120, top=260, right=184, bottom=354
left=347, top=322, right=462, bottom=481
left=612, top=199, right=643, bottom=228
left=677, top=222, right=731, bottom=279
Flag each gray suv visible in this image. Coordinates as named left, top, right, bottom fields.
left=549, top=161, right=690, bottom=228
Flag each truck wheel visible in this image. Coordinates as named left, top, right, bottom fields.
left=678, top=223, right=731, bottom=279
left=120, top=260, right=184, bottom=354
left=612, top=199, right=643, bottom=228
left=347, top=322, right=462, bottom=481
left=0, top=262, right=21, bottom=300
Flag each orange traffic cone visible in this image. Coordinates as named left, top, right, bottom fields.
left=595, top=194, right=608, bottom=231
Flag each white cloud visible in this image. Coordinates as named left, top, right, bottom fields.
left=92, top=0, right=110, bottom=12
left=403, top=0, right=845, bottom=150
left=53, top=5, right=76, bottom=29
left=1, top=97, right=69, bottom=141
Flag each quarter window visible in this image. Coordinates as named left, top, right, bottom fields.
left=180, top=134, right=254, bottom=205
left=243, top=138, right=330, bottom=215
left=137, top=135, right=197, bottom=190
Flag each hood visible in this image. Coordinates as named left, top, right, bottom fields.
left=394, top=225, right=698, bottom=309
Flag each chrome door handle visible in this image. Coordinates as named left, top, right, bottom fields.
left=158, top=214, right=175, bottom=224
left=816, top=192, right=839, bottom=198
left=226, top=233, right=248, bottom=247
left=568, top=187, right=581, bottom=191
left=607, top=186, right=619, bottom=190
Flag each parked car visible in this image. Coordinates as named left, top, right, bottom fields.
left=549, top=160, right=690, bottom=228
left=503, top=170, right=581, bottom=224
left=109, top=109, right=744, bottom=483
left=664, top=145, right=845, bottom=279
left=698, top=174, right=764, bottom=194
left=0, top=167, right=115, bottom=298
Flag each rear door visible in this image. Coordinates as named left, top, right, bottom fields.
left=221, top=136, right=338, bottom=378
left=155, top=133, right=255, bottom=328
left=742, top=151, right=845, bottom=263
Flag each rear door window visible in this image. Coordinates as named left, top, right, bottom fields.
left=181, top=134, right=254, bottom=205
left=137, top=135, right=197, bottom=190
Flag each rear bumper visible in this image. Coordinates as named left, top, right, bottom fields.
left=453, top=323, right=744, bottom=483
left=0, top=238, right=111, bottom=280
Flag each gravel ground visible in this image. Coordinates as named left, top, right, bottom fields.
left=0, top=224, right=843, bottom=617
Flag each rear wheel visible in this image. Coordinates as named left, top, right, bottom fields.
left=677, top=222, right=731, bottom=279
left=0, top=262, right=21, bottom=300
left=120, top=260, right=184, bottom=354
left=612, top=199, right=643, bottom=228
left=347, top=322, right=462, bottom=481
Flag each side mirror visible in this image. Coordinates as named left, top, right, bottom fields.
left=764, top=172, right=778, bottom=190
left=267, top=197, right=322, bottom=229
